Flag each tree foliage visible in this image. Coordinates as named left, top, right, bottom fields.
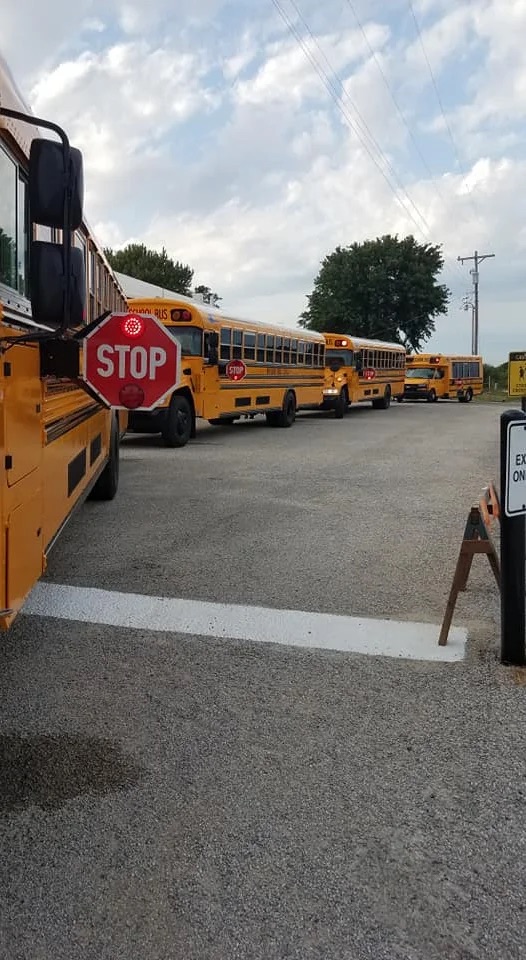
left=194, top=284, right=222, bottom=308
left=300, top=235, right=450, bottom=352
left=104, top=243, right=194, bottom=296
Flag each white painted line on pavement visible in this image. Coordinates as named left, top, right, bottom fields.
left=23, top=582, right=467, bottom=662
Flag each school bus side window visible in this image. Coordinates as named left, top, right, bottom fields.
left=266, top=335, right=274, bottom=363
left=233, top=329, right=243, bottom=359
left=257, top=334, right=265, bottom=362
left=0, top=149, right=18, bottom=290
left=220, top=328, right=231, bottom=360
left=244, top=332, right=256, bottom=360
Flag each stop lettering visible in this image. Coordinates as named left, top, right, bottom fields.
left=82, top=311, right=181, bottom=410
left=96, top=343, right=168, bottom=381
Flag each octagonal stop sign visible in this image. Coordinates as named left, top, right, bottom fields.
left=82, top=312, right=181, bottom=410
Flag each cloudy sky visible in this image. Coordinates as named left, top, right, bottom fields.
left=3, top=0, right=525, bottom=362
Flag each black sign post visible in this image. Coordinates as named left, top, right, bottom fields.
left=500, top=409, right=526, bottom=665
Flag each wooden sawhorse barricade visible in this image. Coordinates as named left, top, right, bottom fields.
left=439, top=483, right=501, bottom=646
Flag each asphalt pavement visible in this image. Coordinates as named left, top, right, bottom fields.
left=1, top=400, right=525, bottom=960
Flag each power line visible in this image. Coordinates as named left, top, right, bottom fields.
left=269, top=0, right=465, bottom=296
left=406, top=0, right=479, bottom=221
left=286, top=0, right=432, bottom=239
left=342, top=0, right=467, bottom=286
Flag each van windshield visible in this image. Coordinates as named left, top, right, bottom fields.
left=406, top=367, right=438, bottom=379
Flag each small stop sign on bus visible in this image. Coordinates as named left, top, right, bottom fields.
left=82, top=312, right=181, bottom=410
left=226, top=359, right=247, bottom=381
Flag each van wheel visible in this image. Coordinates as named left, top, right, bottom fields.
left=162, top=395, right=193, bottom=447
left=334, top=388, right=348, bottom=419
left=90, top=413, right=119, bottom=501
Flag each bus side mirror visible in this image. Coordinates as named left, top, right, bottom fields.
left=31, top=241, right=86, bottom=329
left=355, top=357, right=363, bottom=373
left=28, top=137, right=85, bottom=332
left=207, top=331, right=219, bottom=365
left=29, top=138, right=84, bottom=229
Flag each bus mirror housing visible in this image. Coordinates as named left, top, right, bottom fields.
left=30, top=241, right=86, bottom=329
left=355, top=356, right=363, bottom=373
left=28, top=136, right=85, bottom=332
left=29, top=138, right=84, bottom=230
left=207, top=331, right=219, bottom=365
left=0, top=108, right=85, bottom=336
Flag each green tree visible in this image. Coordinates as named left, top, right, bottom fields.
left=483, top=361, right=508, bottom=390
left=300, top=234, right=450, bottom=352
left=194, top=284, right=222, bottom=308
left=104, top=243, right=194, bottom=295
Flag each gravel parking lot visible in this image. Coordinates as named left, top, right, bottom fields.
left=2, top=400, right=524, bottom=960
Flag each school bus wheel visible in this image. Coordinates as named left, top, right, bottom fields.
left=89, top=412, right=120, bottom=501
left=334, top=388, right=348, bottom=419
left=267, top=390, right=296, bottom=428
left=372, top=386, right=391, bottom=410
left=427, top=388, right=437, bottom=403
left=161, top=393, right=193, bottom=447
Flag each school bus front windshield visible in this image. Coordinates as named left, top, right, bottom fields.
left=326, top=349, right=354, bottom=368
left=165, top=325, right=202, bottom=356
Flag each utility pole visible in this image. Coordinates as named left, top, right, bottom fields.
left=457, top=250, right=495, bottom=355
left=462, top=292, right=475, bottom=354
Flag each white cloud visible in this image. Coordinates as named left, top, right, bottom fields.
left=1, top=0, right=525, bottom=362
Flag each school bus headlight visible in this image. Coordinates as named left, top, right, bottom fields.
left=324, top=388, right=339, bottom=395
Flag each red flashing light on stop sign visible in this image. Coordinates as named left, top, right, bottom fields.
left=119, top=383, right=145, bottom=409
left=120, top=314, right=145, bottom=339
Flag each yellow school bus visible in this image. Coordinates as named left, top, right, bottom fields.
left=0, top=53, right=127, bottom=628
left=125, top=295, right=326, bottom=445
left=321, top=333, right=406, bottom=416
left=403, top=353, right=483, bottom=403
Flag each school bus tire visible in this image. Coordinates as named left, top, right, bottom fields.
left=162, top=393, right=193, bottom=447
left=373, top=386, right=391, bottom=410
left=279, top=390, right=297, bottom=427
left=427, top=388, right=437, bottom=403
left=267, top=390, right=296, bottom=427
left=334, top=388, right=348, bottom=419
left=90, top=412, right=120, bottom=501
left=465, top=388, right=473, bottom=403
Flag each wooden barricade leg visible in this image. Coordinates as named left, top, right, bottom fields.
left=439, top=503, right=500, bottom=647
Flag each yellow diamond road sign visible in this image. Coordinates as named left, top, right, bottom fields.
left=508, top=352, right=526, bottom=397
